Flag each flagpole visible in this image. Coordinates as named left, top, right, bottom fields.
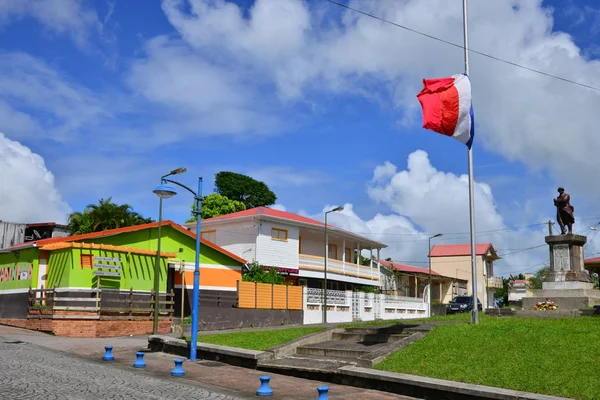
left=462, top=0, right=479, bottom=324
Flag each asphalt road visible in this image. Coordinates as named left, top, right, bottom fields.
left=0, top=336, right=244, bottom=400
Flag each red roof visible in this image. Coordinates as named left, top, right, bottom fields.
left=379, top=259, right=441, bottom=276
left=585, top=257, right=600, bottom=264
left=429, top=243, right=496, bottom=258
left=9, top=221, right=246, bottom=264
left=198, top=207, right=385, bottom=246
left=510, top=279, right=526, bottom=284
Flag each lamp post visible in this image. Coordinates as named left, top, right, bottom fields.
left=152, top=167, right=187, bottom=335
left=153, top=176, right=203, bottom=361
left=428, top=233, right=443, bottom=317
left=323, top=206, right=344, bottom=324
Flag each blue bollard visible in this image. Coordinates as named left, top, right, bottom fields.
left=256, top=375, right=273, bottom=396
left=102, top=345, right=114, bottom=361
left=317, top=386, right=329, bottom=400
left=133, top=351, right=146, bottom=368
left=171, top=359, right=185, bottom=377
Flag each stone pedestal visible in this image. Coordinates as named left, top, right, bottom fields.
left=522, top=234, right=600, bottom=310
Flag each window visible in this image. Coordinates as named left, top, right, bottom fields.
left=298, top=236, right=302, bottom=253
left=80, top=254, right=93, bottom=269
left=345, top=247, right=353, bottom=263
left=201, top=230, right=216, bottom=243
left=271, top=228, right=288, bottom=241
left=328, top=243, right=338, bottom=259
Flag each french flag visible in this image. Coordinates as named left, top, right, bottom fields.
left=416, top=74, right=474, bottom=148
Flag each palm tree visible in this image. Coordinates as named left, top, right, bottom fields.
left=67, top=197, right=153, bottom=235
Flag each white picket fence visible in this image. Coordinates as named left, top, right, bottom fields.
left=302, top=287, right=429, bottom=324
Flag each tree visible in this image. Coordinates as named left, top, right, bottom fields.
left=186, top=193, right=247, bottom=223
left=242, top=262, right=286, bottom=285
left=214, top=171, right=276, bottom=209
left=67, top=197, right=153, bottom=235
left=527, top=267, right=550, bottom=290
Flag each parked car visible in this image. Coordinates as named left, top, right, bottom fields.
left=446, top=296, right=482, bottom=314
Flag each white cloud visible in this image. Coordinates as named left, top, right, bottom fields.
left=0, top=133, right=71, bottom=223
left=245, top=166, right=330, bottom=188
left=0, top=52, right=110, bottom=141
left=149, top=0, right=600, bottom=197
left=299, top=150, right=556, bottom=276
left=0, top=0, right=101, bottom=48
left=269, top=204, right=287, bottom=212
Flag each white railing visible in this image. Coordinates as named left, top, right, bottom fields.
left=299, top=254, right=378, bottom=281
left=302, top=288, right=427, bottom=324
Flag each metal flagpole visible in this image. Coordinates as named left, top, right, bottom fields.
left=463, top=0, right=479, bottom=324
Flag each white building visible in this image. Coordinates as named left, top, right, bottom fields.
left=184, top=207, right=387, bottom=290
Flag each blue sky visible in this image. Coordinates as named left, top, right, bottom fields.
left=1, top=0, right=600, bottom=275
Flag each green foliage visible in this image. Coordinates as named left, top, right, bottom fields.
left=527, top=266, right=550, bottom=290
left=214, top=171, right=277, bottom=209
left=354, top=285, right=380, bottom=294
left=242, top=262, right=286, bottom=285
left=354, top=250, right=373, bottom=266
left=186, top=193, right=247, bottom=222
left=375, top=316, right=600, bottom=399
left=494, top=273, right=526, bottom=306
left=67, top=197, right=153, bottom=235
left=187, top=327, right=325, bottom=351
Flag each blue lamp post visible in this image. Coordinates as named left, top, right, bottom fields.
left=153, top=176, right=203, bottom=361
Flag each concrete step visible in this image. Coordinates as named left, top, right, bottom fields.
left=332, top=332, right=411, bottom=343
left=296, top=340, right=388, bottom=358
left=258, top=354, right=356, bottom=372
left=344, top=324, right=427, bottom=335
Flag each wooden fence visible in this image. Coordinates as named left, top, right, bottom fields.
left=237, top=281, right=302, bottom=310
left=27, top=285, right=175, bottom=320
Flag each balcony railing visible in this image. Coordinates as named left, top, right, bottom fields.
left=487, top=276, right=503, bottom=289
left=298, top=254, right=379, bottom=281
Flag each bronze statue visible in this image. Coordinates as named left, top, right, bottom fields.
left=554, top=187, right=575, bottom=234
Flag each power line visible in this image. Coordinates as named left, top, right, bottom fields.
left=325, top=0, right=600, bottom=93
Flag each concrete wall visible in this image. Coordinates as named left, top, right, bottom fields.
left=0, top=292, right=29, bottom=318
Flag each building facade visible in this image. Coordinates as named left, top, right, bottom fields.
left=429, top=243, right=502, bottom=308
left=185, top=207, right=387, bottom=291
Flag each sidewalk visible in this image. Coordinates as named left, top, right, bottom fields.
left=0, top=325, right=417, bottom=400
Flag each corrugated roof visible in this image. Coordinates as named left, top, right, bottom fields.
left=429, top=243, right=498, bottom=258
left=379, top=259, right=441, bottom=275
left=9, top=221, right=247, bottom=264
left=192, top=207, right=386, bottom=247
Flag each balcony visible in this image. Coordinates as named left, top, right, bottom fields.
left=298, top=254, right=379, bottom=281
left=487, top=276, right=503, bottom=289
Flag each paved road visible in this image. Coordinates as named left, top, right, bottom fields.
left=0, top=337, right=244, bottom=400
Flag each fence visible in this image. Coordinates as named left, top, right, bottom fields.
left=237, top=281, right=303, bottom=310
left=303, top=287, right=428, bottom=324
left=27, top=286, right=175, bottom=320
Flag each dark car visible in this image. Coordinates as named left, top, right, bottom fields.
left=445, top=296, right=483, bottom=314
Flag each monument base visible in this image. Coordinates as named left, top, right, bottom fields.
left=522, top=289, right=600, bottom=310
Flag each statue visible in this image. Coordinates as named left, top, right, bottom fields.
left=554, top=187, right=575, bottom=235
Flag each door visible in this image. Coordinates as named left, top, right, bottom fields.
left=37, top=258, right=47, bottom=299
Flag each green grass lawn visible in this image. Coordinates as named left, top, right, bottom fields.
left=188, top=327, right=325, bottom=351
left=374, top=316, right=600, bottom=399
left=338, top=312, right=476, bottom=328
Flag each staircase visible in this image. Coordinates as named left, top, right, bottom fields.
left=258, top=324, right=430, bottom=373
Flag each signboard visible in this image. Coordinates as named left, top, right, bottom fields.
left=260, top=265, right=299, bottom=274
left=93, top=263, right=122, bottom=270
left=93, top=271, right=121, bottom=277
left=94, top=257, right=122, bottom=262
left=553, top=244, right=570, bottom=271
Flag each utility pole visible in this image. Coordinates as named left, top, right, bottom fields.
left=547, top=220, right=554, bottom=236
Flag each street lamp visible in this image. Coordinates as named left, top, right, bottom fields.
left=152, top=168, right=187, bottom=335
left=323, top=206, right=344, bottom=324
left=153, top=176, right=203, bottom=361
left=428, top=233, right=443, bottom=317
